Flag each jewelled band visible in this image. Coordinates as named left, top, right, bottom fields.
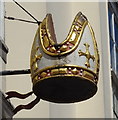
left=32, top=64, right=98, bottom=86
left=40, top=12, right=88, bottom=56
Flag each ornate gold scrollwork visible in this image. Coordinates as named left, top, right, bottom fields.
left=30, top=12, right=100, bottom=85
left=32, top=64, right=98, bottom=86
left=40, top=12, right=88, bottom=56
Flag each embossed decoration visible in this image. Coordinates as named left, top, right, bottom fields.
left=32, top=65, right=97, bottom=86
left=30, top=40, right=43, bottom=74
left=71, top=68, right=78, bottom=74
left=78, top=43, right=95, bottom=68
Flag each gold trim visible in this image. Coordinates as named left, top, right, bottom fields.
left=51, top=68, right=68, bottom=75
left=43, top=35, right=50, bottom=48
left=39, top=12, right=88, bottom=56
left=51, top=69, right=59, bottom=75
left=84, top=71, right=94, bottom=80
left=40, top=72, right=47, bottom=78
left=33, top=62, right=38, bottom=72
left=30, top=12, right=100, bottom=84
left=59, top=45, right=68, bottom=52
left=59, top=68, right=68, bottom=74
left=33, top=74, right=97, bottom=87
left=71, top=68, right=78, bottom=74
left=50, top=46, right=56, bottom=53
left=31, top=64, right=98, bottom=86
left=31, top=54, right=42, bottom=67
left=31, top=64, right=97, bottom=79
left=87, top=22, right=100, bottom=74
left=30, top=35, right=43, bottom=74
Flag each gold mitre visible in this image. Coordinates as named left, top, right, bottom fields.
left=30, top=12, right=100, bottom=103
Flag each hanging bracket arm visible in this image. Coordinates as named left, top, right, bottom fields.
left=13, top=0, right=40, bottom=25
left=5, top=16, right=41, bottom=25
left=0, top=69, right=31, bottom=76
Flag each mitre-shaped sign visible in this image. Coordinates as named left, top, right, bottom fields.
left=6, top=12, right=99, bottom=114
left=30, top=12, right=99, bottom=103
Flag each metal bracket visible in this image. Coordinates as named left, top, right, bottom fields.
left=0, top=69, right=30, bottom=76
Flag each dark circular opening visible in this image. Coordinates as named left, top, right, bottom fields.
left=33, top=76, right=97, bottom=103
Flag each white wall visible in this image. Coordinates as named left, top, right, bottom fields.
left=46, top=2, right=105, bottom=118
left=0, top=0, right=4, bottom=40
left=5, top=1, right=113, bottom=118
left=0, top=0, right=5, bottom=119
left=99, top=2, right=113, bottom=118
left=0, top=0, right=5, bottom=92
left=5, top=2, right=49, bottom=118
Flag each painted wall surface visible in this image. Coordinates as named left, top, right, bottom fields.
left=0, top=0, right=5, bottom=91
left=99, top=2, right=113, bottom=118
left=0, top=0, right=5, bottom=119
left=46, top=2, right=105, bottom=118
left=5, top=2, right=49, bottom=118
left=5, top=1, right=112, bottom=118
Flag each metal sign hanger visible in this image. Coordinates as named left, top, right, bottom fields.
left=5, top=0, right=40, bottom=25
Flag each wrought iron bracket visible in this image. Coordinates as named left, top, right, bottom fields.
left=0, top=69, right=31, bottom=76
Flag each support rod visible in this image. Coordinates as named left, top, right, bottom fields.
left=5, top=16, right=40, bottom=25
left=0, top=69, right=31, bottom=76
left=13, top=0, right=40, bottom=25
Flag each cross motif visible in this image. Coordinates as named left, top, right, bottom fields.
left=78, top=43, right=95, bottom=68
left=31, top=46, right=42, bottom=72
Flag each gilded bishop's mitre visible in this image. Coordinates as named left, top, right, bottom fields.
left=30, top=12, right=100, bottom=103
